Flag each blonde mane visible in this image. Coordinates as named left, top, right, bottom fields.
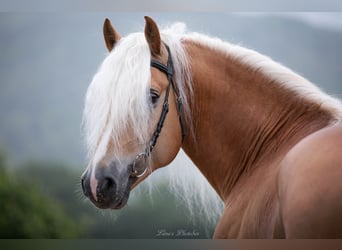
left=183, top=31, right=342, bottom=120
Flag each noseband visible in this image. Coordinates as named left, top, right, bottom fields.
left=130, top=44, right=186, bottom=178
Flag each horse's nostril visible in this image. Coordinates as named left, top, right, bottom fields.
left=81, top=174, right=92, bottom=198
left=81, top=177, right=87, bottom=196
left=103, top=177, right=114, bottom=191
left=98, top=176, right=116, bottom=196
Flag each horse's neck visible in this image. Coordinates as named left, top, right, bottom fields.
left=181, top=40, right=334, bottom=202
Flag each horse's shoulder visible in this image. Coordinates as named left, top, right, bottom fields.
left=277, top=123, right=342, bottom=238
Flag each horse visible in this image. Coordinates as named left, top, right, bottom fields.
left=81, top=16, right=342, bottom=238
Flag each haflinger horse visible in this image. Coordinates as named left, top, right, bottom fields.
left=81, top=16, right=342, bottom=238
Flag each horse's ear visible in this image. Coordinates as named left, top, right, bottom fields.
left=144, top=16, right=161, bottom=56
left=103, top=18, right=121, bottom=52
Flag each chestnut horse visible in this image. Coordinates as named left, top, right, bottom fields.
left=81, top=16, right=342, bottom=238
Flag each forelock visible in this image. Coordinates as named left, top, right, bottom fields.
left=83, top=33, right=152, bottom=163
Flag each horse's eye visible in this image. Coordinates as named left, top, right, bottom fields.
left=150, top=89, right=160, bottom=105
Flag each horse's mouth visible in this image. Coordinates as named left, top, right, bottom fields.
left=111, top=195, right=129, bottom=209
left=90, top=190, right=131, bottom=209
left=89, top=177, right=135, bottom=210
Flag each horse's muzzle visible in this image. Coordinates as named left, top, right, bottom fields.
left=81, top=161, right=138, bottom=209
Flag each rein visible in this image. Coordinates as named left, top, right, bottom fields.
left=130, top=44, right=186, bottom=178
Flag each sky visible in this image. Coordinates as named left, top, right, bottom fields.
left=1, top=0, right=342, bottom=11
left=268, top=12, right=342, bottom=32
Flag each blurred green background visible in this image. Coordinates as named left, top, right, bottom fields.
left=0, top=12, right=342, bottom=238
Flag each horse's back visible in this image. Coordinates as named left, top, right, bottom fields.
left=278, top=122, right=342, bottom=238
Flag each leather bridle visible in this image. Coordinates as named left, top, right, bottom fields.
left=130, top=44, right=186, bottom=178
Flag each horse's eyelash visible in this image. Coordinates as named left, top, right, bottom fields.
left=150, top=89, right=160, bottom=97
left=150, top=89, right=159, bottom=94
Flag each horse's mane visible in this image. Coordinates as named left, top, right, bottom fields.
left=183, top=32, right=342, bottom=121
left=83, top=21, right=342, bottom=229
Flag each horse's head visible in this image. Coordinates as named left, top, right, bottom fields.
left=81, top=17, right=186, bottom=209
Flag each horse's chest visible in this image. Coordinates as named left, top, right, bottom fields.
left=213, top=185, right=284, bottom=238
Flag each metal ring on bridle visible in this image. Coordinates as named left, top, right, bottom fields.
left=131, top=152, right=148, bottom=178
